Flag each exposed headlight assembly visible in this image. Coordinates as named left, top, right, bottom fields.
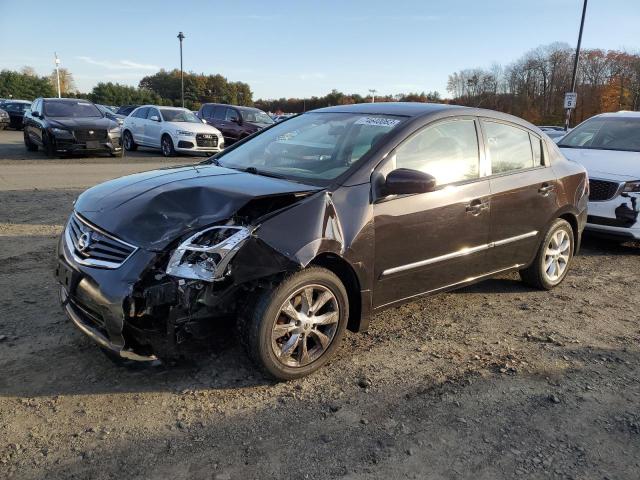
left=623, top=181, right=640, bottom=193
left=166, top=226, right=252, bottom=282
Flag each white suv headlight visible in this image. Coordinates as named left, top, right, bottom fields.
left=166, top=226, right=252, bottom=282
left=176, top=130, right=195, bottom=136
left=623, top=181, right=640, bottom=193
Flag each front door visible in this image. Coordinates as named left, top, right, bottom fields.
left=144, top=107, right=162, bottom=148
left=373, top=117, right=492, bottom=308
left=480, top=120, right=558, bottom=269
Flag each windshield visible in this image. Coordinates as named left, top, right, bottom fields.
left=44, top=100, right=102, bottom=118
left=558, top=116, right=640, bottom=152
left=215, top=112, right=405, bottom=185
left=160, top=108, right=201, bottom=123
left=241, top=109, right=274, bottom=125
left=3, top=103, right=30, bottom=112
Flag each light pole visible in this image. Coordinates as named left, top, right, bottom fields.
left=369, top=89, right=377, bottom=103
left=564, top=0, right=588, bottom=131
left=177, top=32, right=185, bottom=107
left=54, top=53, right=61, bottom=98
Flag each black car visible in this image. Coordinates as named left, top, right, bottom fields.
left=23, top=98, right=123, bottom=157
left=116, top=105, right=139, bottom=116
left=55, top=103, right=587, bottom=379
left=197, top=103, right=274, bottom=145
left=2, top=100, right=31, bottom=129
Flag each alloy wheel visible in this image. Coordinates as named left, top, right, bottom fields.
left=162, top=137, right=171, bottom=156
left=271, top=284, right=340, bottom=368
left=543, top=229, right=571, bottom=283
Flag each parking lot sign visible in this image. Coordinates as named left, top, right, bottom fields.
left=564, top=92, right=578, bottom=109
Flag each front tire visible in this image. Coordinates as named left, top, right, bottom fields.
left=520, top=218, right=574, bottom=290
left=123, top=130, right=137, bottom=151
left=239, top=267, right=349, bottom=380
left=42, top=132, right=55, bottom=157
left=24, top=131, right=38, bottom=151
left=161, top=135, right=175, bottom=157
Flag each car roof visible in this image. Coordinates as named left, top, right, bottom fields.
left=202, top=103, right=262, bottom=112
left=592, top=111, right=640, bottom=119
left=310, top=102, right=540, bottom=131
left=5, top=100, right=31, bottom=104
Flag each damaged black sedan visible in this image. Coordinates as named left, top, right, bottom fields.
left=56, top=103, right=588, bottom=379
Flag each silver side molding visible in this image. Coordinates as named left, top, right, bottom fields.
left=382, top=230, right=538, bottom=277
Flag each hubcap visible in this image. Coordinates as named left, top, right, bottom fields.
left=162, top=139, right=170, bottom=155
left=543, top=229, right=571, bottom=282
left=124, top=133, right=131, bottom=149
left=271, top=284, right=340, bottom=368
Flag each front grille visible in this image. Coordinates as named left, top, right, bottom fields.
left=74, top=129, right=107, bottom=142
left=589, top=179, right=621, bottom=201
left=196, top=133, right=218, bottom=147
left=65, top=213, right=137, bottom=268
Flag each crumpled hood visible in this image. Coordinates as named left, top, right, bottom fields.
left=74, top=164, right=321, bottom=250
left=560, top=147, right=640, bottom=181
left=49, top=116, right=118, bottom=130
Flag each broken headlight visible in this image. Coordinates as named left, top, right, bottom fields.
left=166, top=226, right=252, bottom=282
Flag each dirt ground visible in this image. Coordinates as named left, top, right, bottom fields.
left=0, top=129, right=639, bottom=480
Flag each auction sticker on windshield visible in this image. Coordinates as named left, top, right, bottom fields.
left=355, top=117, right=401, bottom=127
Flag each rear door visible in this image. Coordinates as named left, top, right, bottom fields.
left=373, top=117, right=492, bottom=308
left=481, top=119, right=558, bottom=270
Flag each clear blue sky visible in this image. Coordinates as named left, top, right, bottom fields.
left=1, top=0, right=638, bottom=99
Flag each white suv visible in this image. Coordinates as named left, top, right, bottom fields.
left=122, top=106, right=224, bottom=157
left=558, top=111, right=640, bottom=241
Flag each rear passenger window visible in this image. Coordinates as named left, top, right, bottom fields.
left=225, top=108, right=239, bottom=121
left=530, top=134, right=543, bottom=165
left=395, top=119, right=480, bottom=186
left=483, top=121, right=534, bottom=174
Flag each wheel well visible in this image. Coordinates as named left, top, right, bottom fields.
left=310, top=253, right=362, bottom=333
left=558, top=212, right=580, bottom=252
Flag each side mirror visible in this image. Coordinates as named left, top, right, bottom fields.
left=32, top=111, right=40, bottom=118
left=232, top=116, right=242, bottom=125
left=149, top=115, right=160, bottom=122
left=201, top=118, right=207, bottom=124
left=382, top=168, right=437, bottom=196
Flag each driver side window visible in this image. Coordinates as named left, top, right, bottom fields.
left=225, top=108, right=239, bottom=122
left=395, top=119, right=480, bottom=186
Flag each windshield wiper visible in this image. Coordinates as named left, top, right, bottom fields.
left=241, top=166, right=286, bottom=179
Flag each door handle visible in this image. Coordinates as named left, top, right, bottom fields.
left=538, top=183, right=555, bottom=196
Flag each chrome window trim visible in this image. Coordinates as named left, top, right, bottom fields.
left=381, top=230, right=538, bottom=277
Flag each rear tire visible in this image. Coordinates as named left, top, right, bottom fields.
left=238, top=267, right=349, bottom=380
left=161, top=135, right=175, bottom=157
left=123, top=130, right=137, bottom=151
left=24, top=131, right=38, bottom=151
left=520, top=218, right=574, bottom=290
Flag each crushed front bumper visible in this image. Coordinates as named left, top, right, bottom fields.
left=586, top=193, right=640, bottom=240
